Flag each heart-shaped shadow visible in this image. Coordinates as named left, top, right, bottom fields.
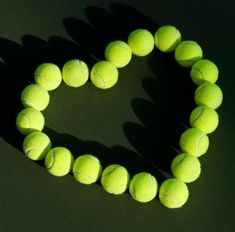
left=0, top=3, right=195, bottom=185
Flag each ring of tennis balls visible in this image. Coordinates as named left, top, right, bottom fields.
left=16, top=25, right=223, bottom=209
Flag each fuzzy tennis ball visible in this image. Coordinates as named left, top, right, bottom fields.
left=179, top=128, right=209, bottom=157
left=159, top=178, right=189, bottom=209
left=171, top=153, right=201, bottom=183
left=104, top=40, right=132, bottom=68
left=21, top=84, right=50, bottom=111
left=175, top=40, right=203, bottom=67
left=191, top=59, right=219, bottom=85
left=45, top=147, right=74, bottom=177
left=90, top=61, right=118, bottom=89
left=101, top=164, right=130, bottom=195
left=127, top=29, right=154, bottom=56
left=129, top=172, right=158, bottom=203
left=73, top=154, right=102, bottom=185
left=16, top=107, right=45, bottom=135
left=194, top=82, right=223, bottom=109
left=190, top=106, right=219, bottom=134
left=62, top=59, right=89, bottom=87
left=23, top=132, right=51, bottom=160
left=34, top=63, right=62, bottom=91
left=154, top=25, right=181, bottom=52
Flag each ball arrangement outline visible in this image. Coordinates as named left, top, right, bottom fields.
left=16, top=25, right=223, bottom=208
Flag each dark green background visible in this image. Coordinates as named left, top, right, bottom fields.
left=0, top=0, right=234, bottom=231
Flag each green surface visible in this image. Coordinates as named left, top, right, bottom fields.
left=0, top=0, right=234, bottom=231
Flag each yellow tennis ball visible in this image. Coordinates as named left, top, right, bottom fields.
left=154, top=25, right=181, bottom=52
left=90, top=61, right=118, bottom=89
left=191, top=59, right=219, bottom=85
left=62, top=59, right=89, bottom=87
left=21, top=84, right=50, bottom=111
left=101, top=164, right=130, bottom=195
left=194, top=82, right=223, bottom=109
left=190, top=106, right=219, bottom=134
left=129, top=172, right=158, bottom=203
left=127, top=29, right=154, bottom=56
left=104, top=40, right=132, bottom=68
left=179, top=128, right=209, bottom=157
left=159, top=178, right=189, bottom=209
left=23, top=132, right=51, bottom=161
left=16, top=107, right=45, bottom=135
left=34, top=63, right=62, bottom=91
left=171, top=153, right=201, bottom=183
left=175, top=41, right=203, bottom=67
left=73, top=154, right=102, bottom=185
left=45, top=147, right=74, bottom=177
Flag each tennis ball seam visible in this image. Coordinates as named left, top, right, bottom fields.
left=172, top=154, right=187, bottom=170
left=196, top=133, right=206, bottom=155
left=192, top=67, right=204, bottom=81
left=77, top=60, right=88, bottom=83
left=107, top=44, right=131, bottom=67
left=71, top=60, right=88, bottom=86
left=102, top=165, right=119, bottom=177
left=22, top=113, right=31, bottom=129
left=171, top=28, right=181, bottom=51
left=138, top=43, right=153, bottom=56
left=195, top=84, right=208, bottom=105
left=47, top=150, right=56, bottom=170
left=92, top=72, right=106, bottom=88
left=74, top=170, right=94, bottom=183
left=190, top=107, right=205, bottom=125
left=85, top=155, right=100, bottom=165
left=180, top=41, right=197, bottom=46
left=149, top=174, right=156, bottom=190
left=25, top=146, right=48, bottom=155
left=162, top=192, right=180, bottom=207
left=22, top=99, right=40, bottom=111
left=132, top=184, right=137, bottom=200
left=63, top=64, right=88, bottom=87
left=36, top=74, right=59, bottom=86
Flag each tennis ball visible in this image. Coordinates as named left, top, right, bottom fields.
left=16, top=107, right=45, bottom=135
left=101, top=164, right=130, bottom=195
left=171, top=153, right=201, bottom=183
left=34, top=63, right=62, bottom=91
left=175, top=41, right=203, bottom=67
left=23, top=132, right=51, bottom=160
left=129, top=172, right=158, bottom=203
left=194, top=82, right=223, bottom=109
left=154, top=25, right=181, bottom=52
left=62, top=59, right=89, bottom=87
left=159, top=178, right=189, bottom=209
left=90, top=61, right=118, bottom=89
left=179, top=128, right=209, bottom=157
left=127, top=29, right=154, bottom=56
left=190, top=106, right=219, bottom=134
left=45, top=147, right=74, bottom=177
left=73, top=154, right=102, bottom=185
left=21, top=84, right=50, bottom=111
left=191, top=59, right=219, bottom=85
left=104, top=40, right=132, bottom=68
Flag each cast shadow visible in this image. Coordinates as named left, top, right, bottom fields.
left=124, top=51, right=195, bottom=172
left=0, top=2, right=195, bottom=181
left=63, top=2, right=158, bottom=60
left=43, top=127, right=165, bottom=181
left=0, top=34, right=94, bottom=149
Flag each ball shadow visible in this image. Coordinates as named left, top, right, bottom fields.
left=123, top=50, right=196, bottom=173
left=43, top=127, right=165, bottom=182
left=0, top=3, right=195, bottom=183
